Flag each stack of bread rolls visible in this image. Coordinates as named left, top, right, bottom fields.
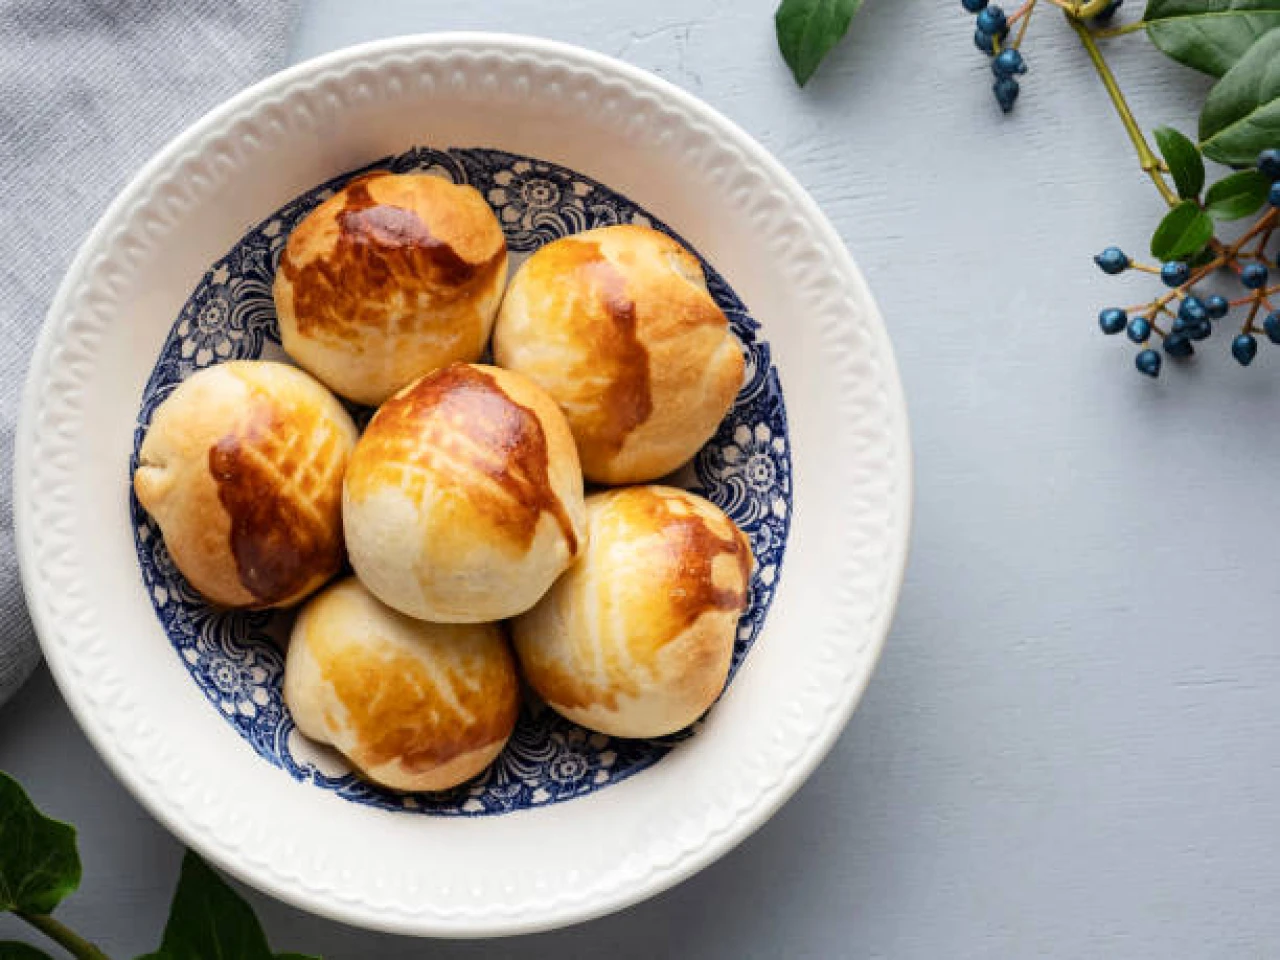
left=134, top=171, right=753, bottom=793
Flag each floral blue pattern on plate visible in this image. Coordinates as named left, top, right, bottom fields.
left=130, top=147, right=791, bottom=816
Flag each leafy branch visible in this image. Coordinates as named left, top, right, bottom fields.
left=0, top=772, right=315, bottom=960
left=1063, top=1, right=1280, bottom=375
left=776, top=0, right=1280, bottom=379
left=1068, top=15, right=1180, bottom=205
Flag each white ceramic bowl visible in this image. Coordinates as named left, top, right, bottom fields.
left=15, top=34, right=911, bottom=937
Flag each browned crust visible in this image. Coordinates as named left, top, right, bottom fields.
left=631, top=485, right=752, bottom=635
left=272, top=173, right=509, bottom=405
left=206, top=395, right=346, bottom=605
left=494, top=225, right=743, bottom=483
left=294, top=580, right=520, bottom=789
left=515, top=486, right=752, bottom=720
left=514, top=238, right=654, bottom=458
left=318, top=631, right=518, bottom=776
left=276, top=173, right=506, bottom=345
left=345, top=363, right=578, bottom=555
left=133, top=361, right=355, bottom=609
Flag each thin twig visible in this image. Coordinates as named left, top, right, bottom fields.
left=1067, top=15, right=1178, bottom=207
left=1092, top=21, right=1146, bottom=38
left=1010, top=0, right=1037, bottom=47
left=17, top=912, right=113, bottom=960
left=1243, top=295, right=1264, bottom=334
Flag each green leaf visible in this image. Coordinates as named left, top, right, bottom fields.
left=1203, top=169, right=1272, bottom=218
left=1144, top=0, right=1280, bottom=76
left=775, top=0, right=864, bottom=87
left=1189, top=245, right=1219, bottom=267
left=1153, top=126, right=1206, bottom=200
left=0, top=944, right=56, bottom=960
left=1150, top=200, right=1216, bottom=260
left=1199, top=28, right=1280, bottom=166
left=140, top=851, right=318, bottom=960
left=0, top=773, right=81, bottom=915
left=142, top=851, right=268, bottom=960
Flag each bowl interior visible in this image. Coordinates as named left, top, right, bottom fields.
left=131, top=144, right=793, bottom=817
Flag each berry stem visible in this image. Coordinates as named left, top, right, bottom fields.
left=1123, top=252, right=1227, bottom=320
left=1073, top=0, right=1113, bottom=17
left=1243, top=295, right=1264, bottom=334
left=1150, top=255, right=1226, bottom=310
left=1149, top=309, right=1171, bottom=339
left=1130, top=212, right=1278, bottom=326
left=1252, top=222, right=1276, bottom=258
left=1009, top=0, right=1037, bottom=48
left=1229, top=285, right=1279, bottom=308
left=1239, top=206, right=1275, bottom=243
left=1209, top=207, right=1278, bottom=269
left=16, top=912, right=114, bottom=960
left=1067, top=14, right=1179, bottom=208
left=1092, top=21, right=1146, bottom=38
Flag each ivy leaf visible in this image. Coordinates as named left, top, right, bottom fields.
left=1144, top=0, right=1280, bottom=77
left=1199, top=28, right=1280, bottom=166
left=1153, top=126, right=1206, bottom=199
left=0, top=773, right=81, bottom=915
left=776, top=0, right=864, bottom=87
left=138, top=850, right=320, bottom=960
left=0, top=945, right=56, bottom=960
left=1203, top=169, right=1272, bottom=218
left=1150, top=200, right=1216, bottom=260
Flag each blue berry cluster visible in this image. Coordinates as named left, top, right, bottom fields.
left=965, top=0, right=1124, bottom=113
left=963, top=0, right=1024, bottom=112
left=1094, top=150, right=1280, bottom=378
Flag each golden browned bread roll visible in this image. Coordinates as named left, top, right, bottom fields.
left=492, top=224, right=744, bottom=484
left=343, top=363, right=586, bottom=623
left=273, top=172, right=509, bottom=406
left=512, top=485, right=752, bottom=738
left=133, top=361, right=358, bottom=608
left=284, top=577, right=519, bottom=792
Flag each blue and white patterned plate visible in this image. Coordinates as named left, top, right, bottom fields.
left=131, top=146, right=792, bottom=817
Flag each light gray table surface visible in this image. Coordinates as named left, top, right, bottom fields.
left=5, top=1, right=1280, bottom=956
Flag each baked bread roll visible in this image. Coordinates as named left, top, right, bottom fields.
left=273, top=172, right=509, bottom=406
left=512, top=485, right=752, bottom=738
left=285, top=578, right=519, bottom=792
left=133, top=361, right=357, bottom=608
left=343, top=363, right=586, bottom=623
left=492, top=224, right=744, bottom=484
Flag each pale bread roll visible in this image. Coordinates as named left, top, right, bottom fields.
left=343, top=363, right=586, bottom=623
left=492, top=224, right=744, bottom=484
left=133, top=361, right=357, bottom=609
left=285, top=578, right=519, bottom=792
left=273, top=172, right=508, bottom=406
left=512, top=485, right=753, bottom=738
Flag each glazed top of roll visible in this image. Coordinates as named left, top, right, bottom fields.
left=273, top=172, right=508, bottom=405
left=493, top=224, right=744, bottom=484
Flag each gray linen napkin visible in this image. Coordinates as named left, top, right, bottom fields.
left=0, top=0, right=300, bottom=709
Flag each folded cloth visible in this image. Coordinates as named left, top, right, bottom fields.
left=0, top=0, right=300, bottom=710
